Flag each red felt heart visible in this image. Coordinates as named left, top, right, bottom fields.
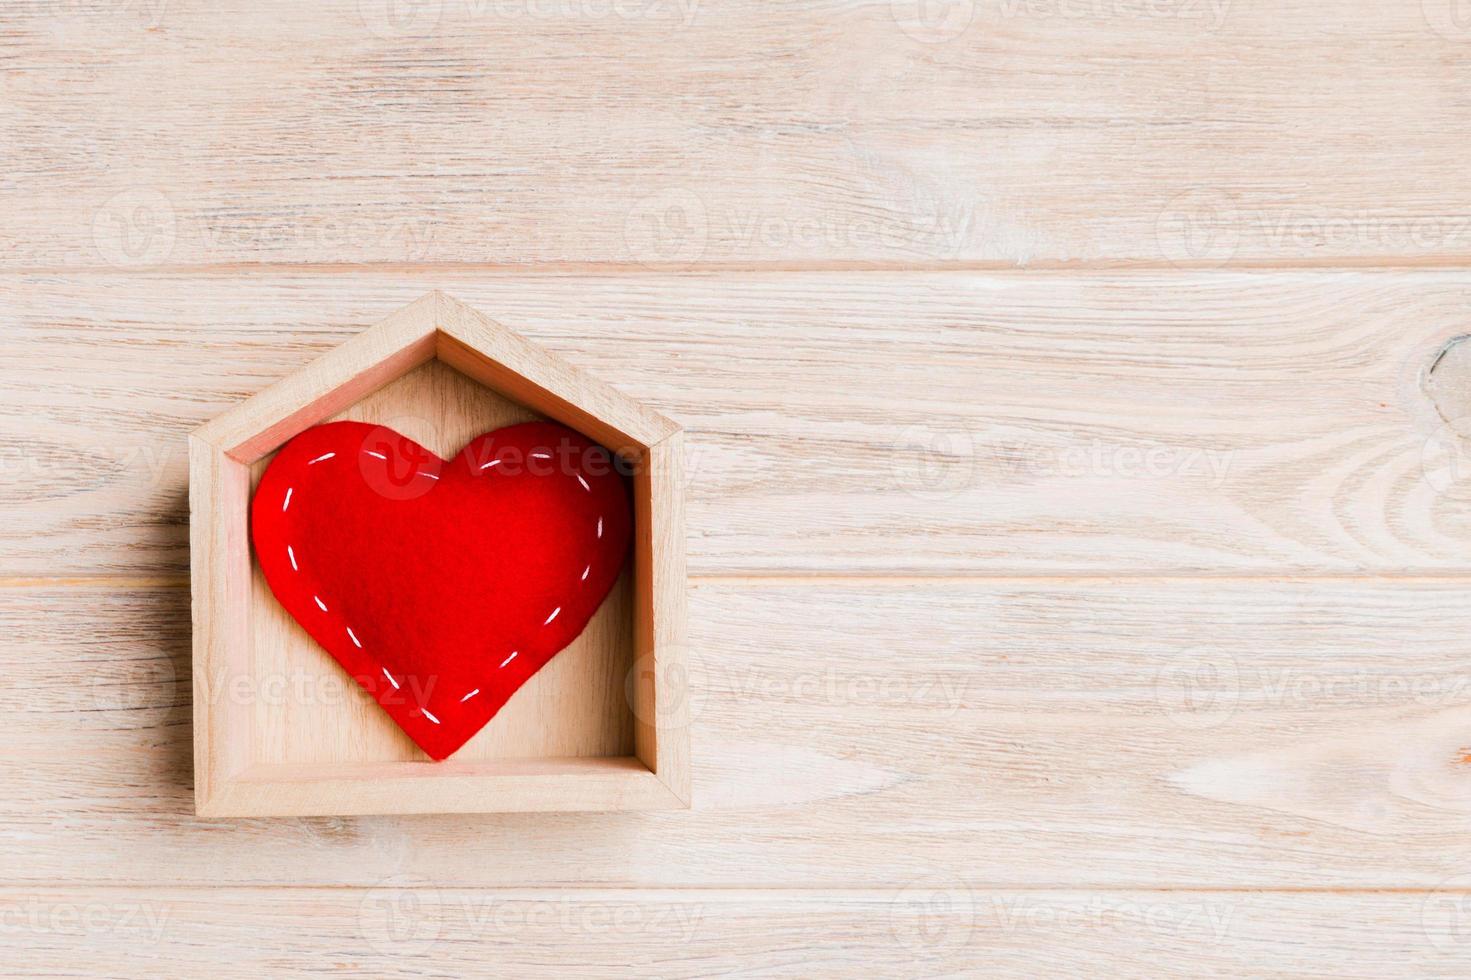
left=250, top=420, right=632, bottom=760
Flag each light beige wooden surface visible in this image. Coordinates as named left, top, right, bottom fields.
left=12, top=577, right=1471, bottom=890
left=6, top=1, right=1471, bottom=268
left=2, top=887, right=1468, bottom=978
left=6, top=0, right=1471, bottom=974
left=8, top=271, right=1471, bottom=576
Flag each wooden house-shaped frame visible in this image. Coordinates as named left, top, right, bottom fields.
left=189, top=292, right=690, bottom=816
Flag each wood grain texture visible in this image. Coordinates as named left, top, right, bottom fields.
left=192, top=291, right=439, bottom=460
left=186, top=432, right=250, bottom=809
left=3, top=271, right=1469, bottom=575
left=630, top=432, right=692, bottom=803
left=5, top=2, right=1471, bottom=268
left=0, top=886, right=1465, bottom=979
left=10, top=579, right=1471, bottom=887
left=436, top=291, right=680, bottom=453
left=5, top=0, right=1469, bottom=969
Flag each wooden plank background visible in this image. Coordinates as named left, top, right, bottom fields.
left=6, top=0, right=1471, bottom=975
